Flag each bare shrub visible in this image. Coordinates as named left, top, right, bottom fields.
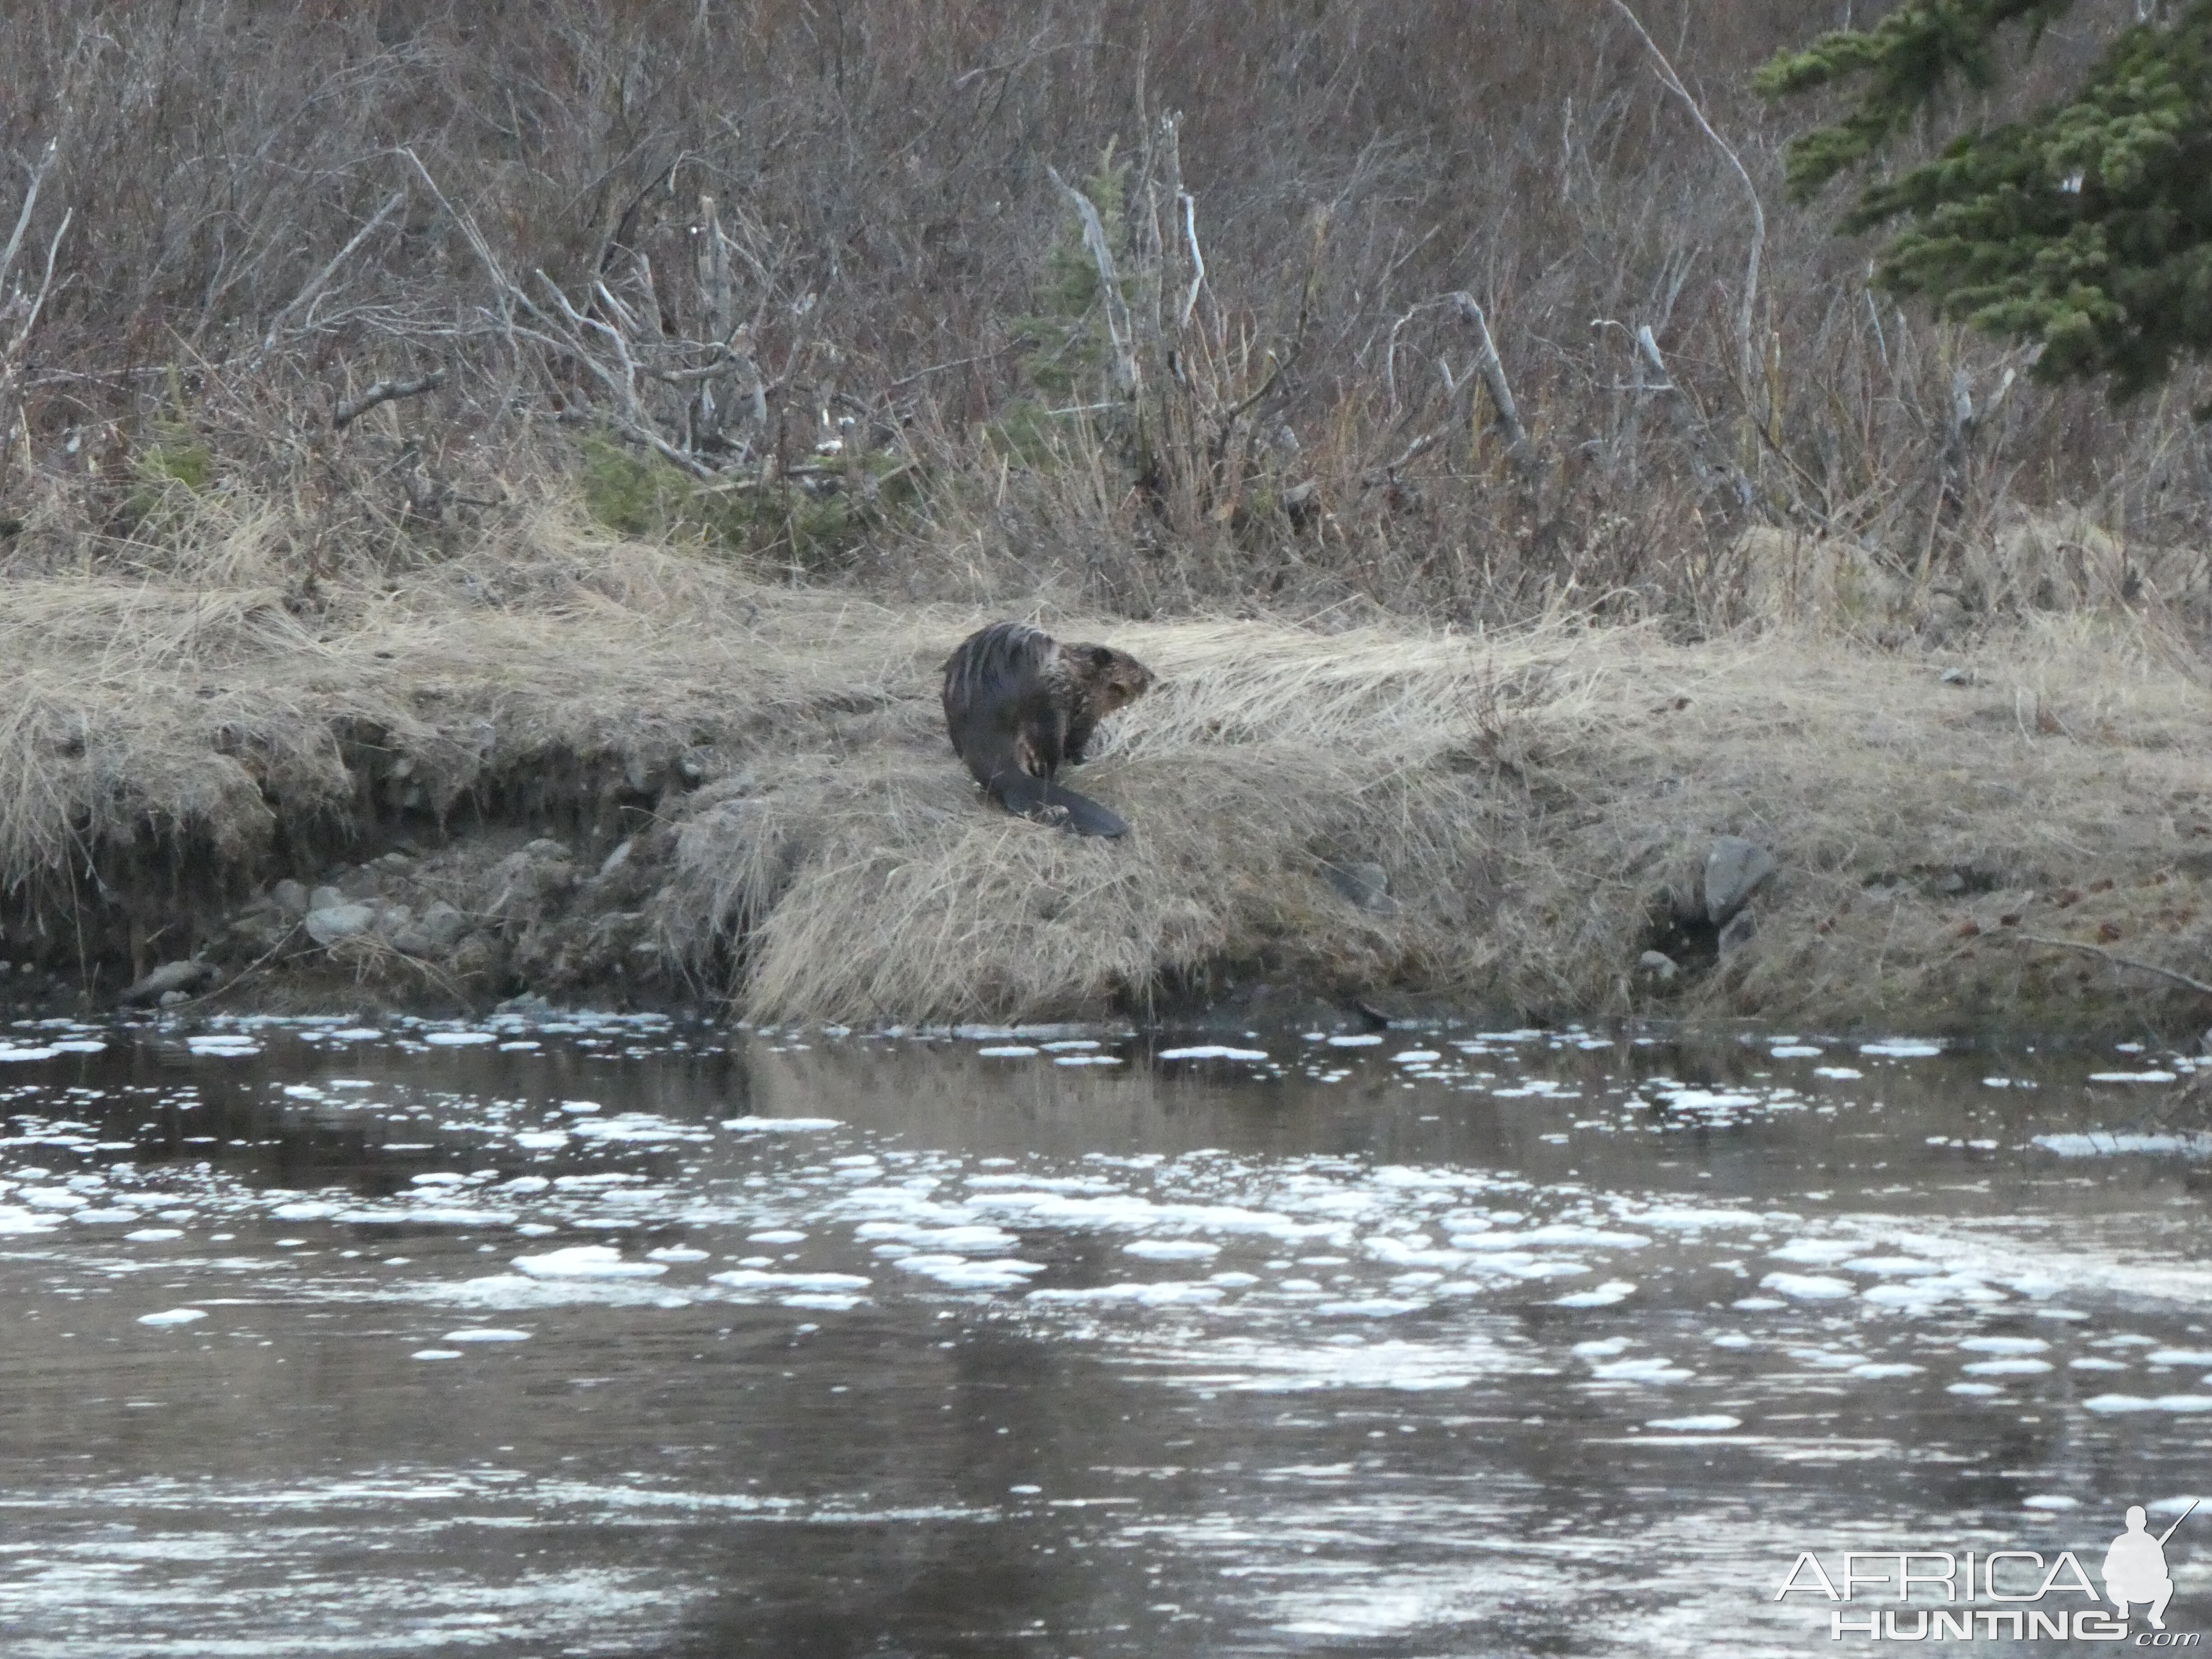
left=0, top=0, right=2202, bottom=629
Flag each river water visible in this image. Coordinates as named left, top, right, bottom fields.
left=2, top=1011, right=2210, bottom=1655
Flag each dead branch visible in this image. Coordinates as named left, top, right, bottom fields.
left=261, top=189, right=408, bottom=351
left=1607, top=0, right=1765, bottom=439
left=0, top=139, right=59, bottom=292
left=2015, top=933, right=2212, bottom=998
left=331, top=368, right=446, bottom=428
left=1451, top=292, right=1530, bottom=458
left=1046, top=163, right=1139, bottom=400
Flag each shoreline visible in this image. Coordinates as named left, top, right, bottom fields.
left=5, top=530, right=2210, bottom=1040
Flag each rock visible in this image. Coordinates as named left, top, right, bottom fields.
left=373, top=903, right=414, bottom=936
left=416, top=901, right=470, bottom=950
left=391, top=901, right=470, bottom=958
left=524, top=838, right=571, bottom=862
left=158, top=989, right=191, bottom=1008
left=1636, top=950, right=1679, bottom=984
left=121, top=959, right=215, bottom=1006
left=1704, top=836, right=1777, bottom=925
left=309, top=885, right=347, bottom=913
left=304, top=903, right=377, bottom=945
left=1323, top=861, right=1397, bottom=914
left=375, top=851, right=417, bottom=874
left=496, top=992, right=554, bottom=1017
left=272, top=879, right=310, bottom=918
left=598, top=839, right=635, bottom=880
left=1717, top=909, right=1757, bottom=956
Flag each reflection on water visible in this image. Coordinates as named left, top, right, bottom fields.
left=1, top=1012, right=2210, bottom=1654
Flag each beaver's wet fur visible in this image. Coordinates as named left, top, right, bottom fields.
left=941, top=621, right=1155, bottom=837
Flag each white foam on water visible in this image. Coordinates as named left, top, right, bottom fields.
left=2087, top=1070, right=2179, bottom=1083
left=1325, top=1034, right=1385, bottom=1047
left=138, top=1308, right=206, bottom=1326
left=441, top=1328, right=532, bottom=1342
left=1027, top=1280, right=1225, bottom=1307
left=1648, top=1414, right=1742, bottom=1432
left=1157, top=1045, right=1270, bottom=1061
left=1555, top=1280, right=1637, bottom=1308
left=709, top=1269, right=872, bottom=1293
left=2034, top=1132, right=2212, bottom=1158
left=1589, top=1357, right=1693, bottom=1384
left=1859, top=1039, right=1944, bottom=1058
left=1760, top=1272, right=1854, bottom=1301
left=1958, top=1336, right=2049, bottom=1354
left=892, top=1254, right=1044, bottom=1291
left=975, top=1045, right=1039, bottom=1057
left=2147, top=1349, right=2212, bottom=1365
left=1960, top=1358, right=2053, bottom=1375
left=422, top=1031, right=498, bottom=1047
left=1123, top=1238, right=1221, bottom=1260
left=721, top=1116, right=842, bottom=1132
left=1767, top=1239, right=1856, bottom=1265
left=512, top=1246, right=666, bottom=1279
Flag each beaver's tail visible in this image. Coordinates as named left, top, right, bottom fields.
left=990, top=772, right=1129, bottom=838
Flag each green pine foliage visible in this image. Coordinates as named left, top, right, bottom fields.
left=1760, top=0, right=2212, bottom=400
left=1015, top=140, right=1130, bottom=403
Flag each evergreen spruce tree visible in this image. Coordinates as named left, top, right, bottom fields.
left=1758, top=0, right=2212, bottom=401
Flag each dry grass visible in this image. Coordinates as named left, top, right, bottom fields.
left=5, top=491, right=2212, bottom=1032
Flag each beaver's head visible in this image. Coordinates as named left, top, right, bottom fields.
left=1081, top=645, right=1156, bottom=713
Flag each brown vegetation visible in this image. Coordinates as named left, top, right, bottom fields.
left=4, top=500, right=2210, bottom=1033
left=0, top=0, right=2207, bottom=627
left=1, top=4, right=2209, bottom=1031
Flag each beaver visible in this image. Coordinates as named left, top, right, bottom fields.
left=941, top=621, right=1155, bottom=837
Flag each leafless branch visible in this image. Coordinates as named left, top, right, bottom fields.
left=2014, top=934, right=2212, bottom=998
left=261, top=188, right=407, bottom=352
left=331, top=368, right=446, bottom=428
left=1607, top=0, right=1765, bottom=430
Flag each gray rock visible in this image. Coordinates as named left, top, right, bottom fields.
left=1636, top=950, right=1679, bottom=984
left=392, top=901, right=470, bottom=957
left=158, top=989, right=192, bottom=1008
left=373, top=903, right=414, bottom=936
left=1704, top=836, right=1777, bottom=925
left=376, top=851, right=417, bottom=874
left=524, top=838, right=571, bottom=862
left=122, top=959, right=215, bottom=1006
left=309, top=884, right=347, bottom=914
left=272, top=879, right=310, bottom=918
left=1323, top=861, right=1397, bottom=914
left=1717, top=909, right=1758, bottom=956
left=304, top=903, right=377, bottom=945
left=416, top=901, right=470, bottom=950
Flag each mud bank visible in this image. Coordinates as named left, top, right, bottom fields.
left=5, top=526, right=2210, bottom=1036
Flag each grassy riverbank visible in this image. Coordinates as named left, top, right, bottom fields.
left=5, top=499, right=2209, bottom=1037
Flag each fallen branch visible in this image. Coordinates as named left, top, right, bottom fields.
left=261, top=189, right=408, bottom=351
left=332, top=367, right=446, bottom=428
left=2014, top=933, right=2212, bottom=998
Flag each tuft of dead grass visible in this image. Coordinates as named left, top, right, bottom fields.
left=6, top=493, right=2212, bottom=1033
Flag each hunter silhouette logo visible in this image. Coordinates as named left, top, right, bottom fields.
left=1776, top=1497, right=2201, bottom=1641
left=2105, top=1500, right=2195, bottom=1631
